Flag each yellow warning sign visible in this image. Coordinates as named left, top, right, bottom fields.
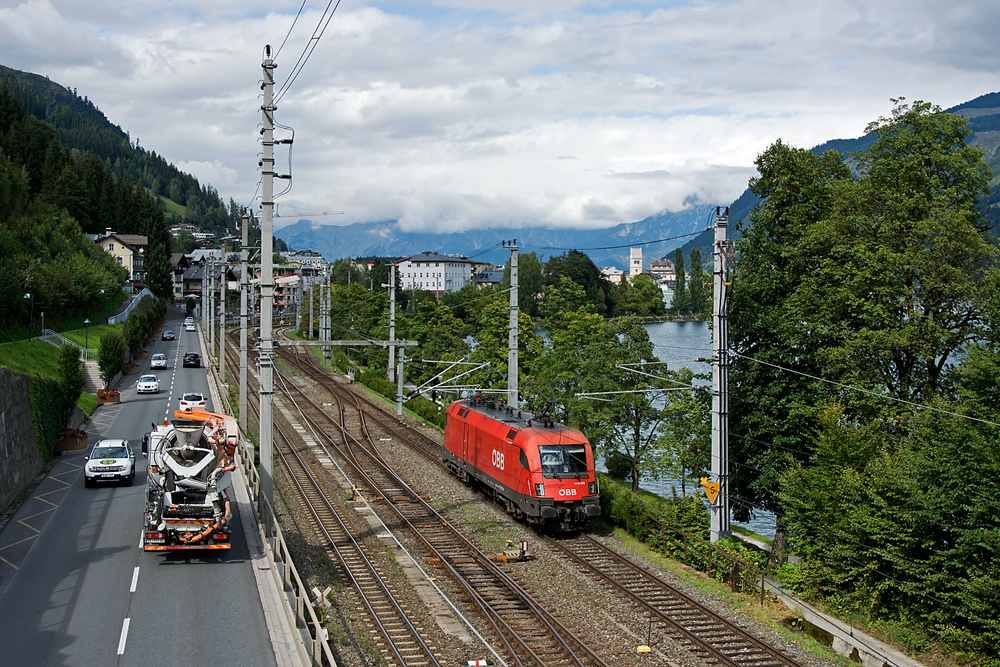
left=700, top=477, right=721, bottom=504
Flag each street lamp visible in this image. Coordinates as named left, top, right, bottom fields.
left=84, top=318, right=91, bottom=353
left=23, top=293, right=33, bottom=341
left=99, top=289, right=108, bottom=325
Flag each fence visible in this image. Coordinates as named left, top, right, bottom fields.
left=39, top=329, right=96, bottom=361
left=108, top=288, right=155, bottom=325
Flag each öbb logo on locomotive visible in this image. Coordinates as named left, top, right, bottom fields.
left=443, top=396, right=601, bottom=532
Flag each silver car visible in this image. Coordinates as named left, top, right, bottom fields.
left=150, top=353, right=167, bottom=369
left=83, top=439, right=136, bottom=487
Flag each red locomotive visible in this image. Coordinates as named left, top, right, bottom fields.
left=443, top=396, right=601, bottom=531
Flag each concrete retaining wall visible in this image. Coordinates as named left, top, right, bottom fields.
left=0, top=368, right=43, bottom=513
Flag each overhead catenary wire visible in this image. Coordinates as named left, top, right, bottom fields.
left=730, top=351, right=1000, bottom=428
left=524, top=230, right=704, bottom=253
left=273, top=0, right=309, bottom=60
left=274, top=0, right=344, bottom=105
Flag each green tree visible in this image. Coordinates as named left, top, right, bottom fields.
left=731, top=100, right=1000, bottom=657
left=171, top=229, right=198, bottom=254
left=97, top=329, right=125, bottom=389
left=658, top=367, right=711, bottom=495
left=621, top=273, right=665, bottom=316
left=729, top=138, right=850, bottom=520
left=502, top=251, right=544, bottom=317
left=545, top=249, right=610, bottom=314
left=539, top=276, right=594, bottom=331
left=467, top=294, right=543, bottom=396
left=57, top=343, right=85, bottom=425
left=670, top=248, right=687, bottom=314
left=687, top=248, right=708, bottom=316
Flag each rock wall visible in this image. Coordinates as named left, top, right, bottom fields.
left=0, top=368, right=43, bottom=513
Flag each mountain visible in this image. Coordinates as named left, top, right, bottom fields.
left=677, top=92, right=1000, bottom=263
left=0, top=64, right=239, bottom=234
left=276, top=205, right=717, bottom=267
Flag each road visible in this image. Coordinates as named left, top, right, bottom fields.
left=0, top=318, right=277, bottom=666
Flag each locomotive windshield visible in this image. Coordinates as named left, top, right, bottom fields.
left=538, top=444, right=589, bottom=478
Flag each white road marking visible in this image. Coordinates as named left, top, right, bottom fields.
left=130, top=566, right=140, bottom=592
left=117, top=618, right=130, bottom=655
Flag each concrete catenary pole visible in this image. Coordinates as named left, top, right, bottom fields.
left=259, top=45, right=276, bottom=511
left=387, top=264, right=396, bottom=382
left=239, top=212, right=249, bottom=436
left=507, top=240, right=519, bottom=408
left=201, top=257, right=207, bottom=321
left=219, top=253, right=226, bottom=383
left=309, top=279, right=315, bottom=339
left=208, top=255, right=215, bottom=358
left=710, top=206, right=731, bottom=542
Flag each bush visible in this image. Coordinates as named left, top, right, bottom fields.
left=604, top=450, right=633, bottom=479
left=98, top=330, right=126, bottom=388
left=29, top=374, right=62, bottom=458
left=57, top=343, right=85, bottom=424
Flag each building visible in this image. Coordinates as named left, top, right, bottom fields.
left=397, top=252, right=473, bottom=296
left=286, top=250, right=328, bottom=267
left=648, top=258, right=676, bottom=286
left=93, top=230, right=148, bottom=293
left=629, top=248, right=643, bottom=279
left=600, top=266, right=626, bottom=285
left=472, top=270, right=505, bottom=288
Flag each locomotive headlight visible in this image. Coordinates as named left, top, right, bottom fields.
left=588, top=482, right=596, bottom=495
left=534, top=483, right=545, bottom=497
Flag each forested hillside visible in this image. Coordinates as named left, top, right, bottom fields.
left=0, top=65, right=241, bottom=333
left=0, top=65, right=241, bottom=234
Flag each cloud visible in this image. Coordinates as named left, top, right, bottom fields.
left=1, top=0, right=998, bottom=236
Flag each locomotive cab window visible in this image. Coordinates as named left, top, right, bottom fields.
left=519, top=448, right=529, bottom=470
left=538, top=444, right=589, bottom=478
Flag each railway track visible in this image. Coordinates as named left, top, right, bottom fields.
left=548, top=534, right=803, bottom=667
left=227, top=329, right=806, bottom=667
left=272, top=345, right=609, bottom=667
left=225, top=342, right=445, bottom=667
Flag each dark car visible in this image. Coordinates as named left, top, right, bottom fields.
left=183, top=352, right=201, bottom=367
left=161, top=330, right=175, bottom=340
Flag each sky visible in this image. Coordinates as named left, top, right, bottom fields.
left=1, top=0, right=998, bottom=232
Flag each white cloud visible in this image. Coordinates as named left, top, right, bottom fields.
left=1, top=0, right=998, bottom=234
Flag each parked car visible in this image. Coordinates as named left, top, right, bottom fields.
left=83, top=439, right=135, bottom=487
left=150, top=353, right=167, bottom=369
left=179, top=392, right=206, bottom=411
left=136, top=374, right=160, bottom=394
left=161, top=330, right=175, bottom=341
left=183, top=352, right=201, bottom=367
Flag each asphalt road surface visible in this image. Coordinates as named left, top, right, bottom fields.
left=0, top=318, right=277, bottom=667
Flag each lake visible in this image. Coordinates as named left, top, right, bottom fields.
left=627, top=320, right=776, bottom=539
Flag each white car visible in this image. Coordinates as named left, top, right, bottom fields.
left=184, top=322, right=196, bottom=332
left=136, top=374, right=160, bottom=394
left=84, top=439, right=135, bottom=487
left=179, top=392, right=206, bottom=411
left=150, top=353, right=167, bottom=369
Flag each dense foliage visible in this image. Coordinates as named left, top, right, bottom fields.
left=97, top=330, right=126, bottom=389
left=729, top=100, right=1000, bottom=658
left=57, top=343, right=85, bottom=425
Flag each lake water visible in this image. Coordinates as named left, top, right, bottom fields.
left=615, top=320, right=776, bottom=539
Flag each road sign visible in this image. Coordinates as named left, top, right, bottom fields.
left=700, top=477, right=721, bottom=504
